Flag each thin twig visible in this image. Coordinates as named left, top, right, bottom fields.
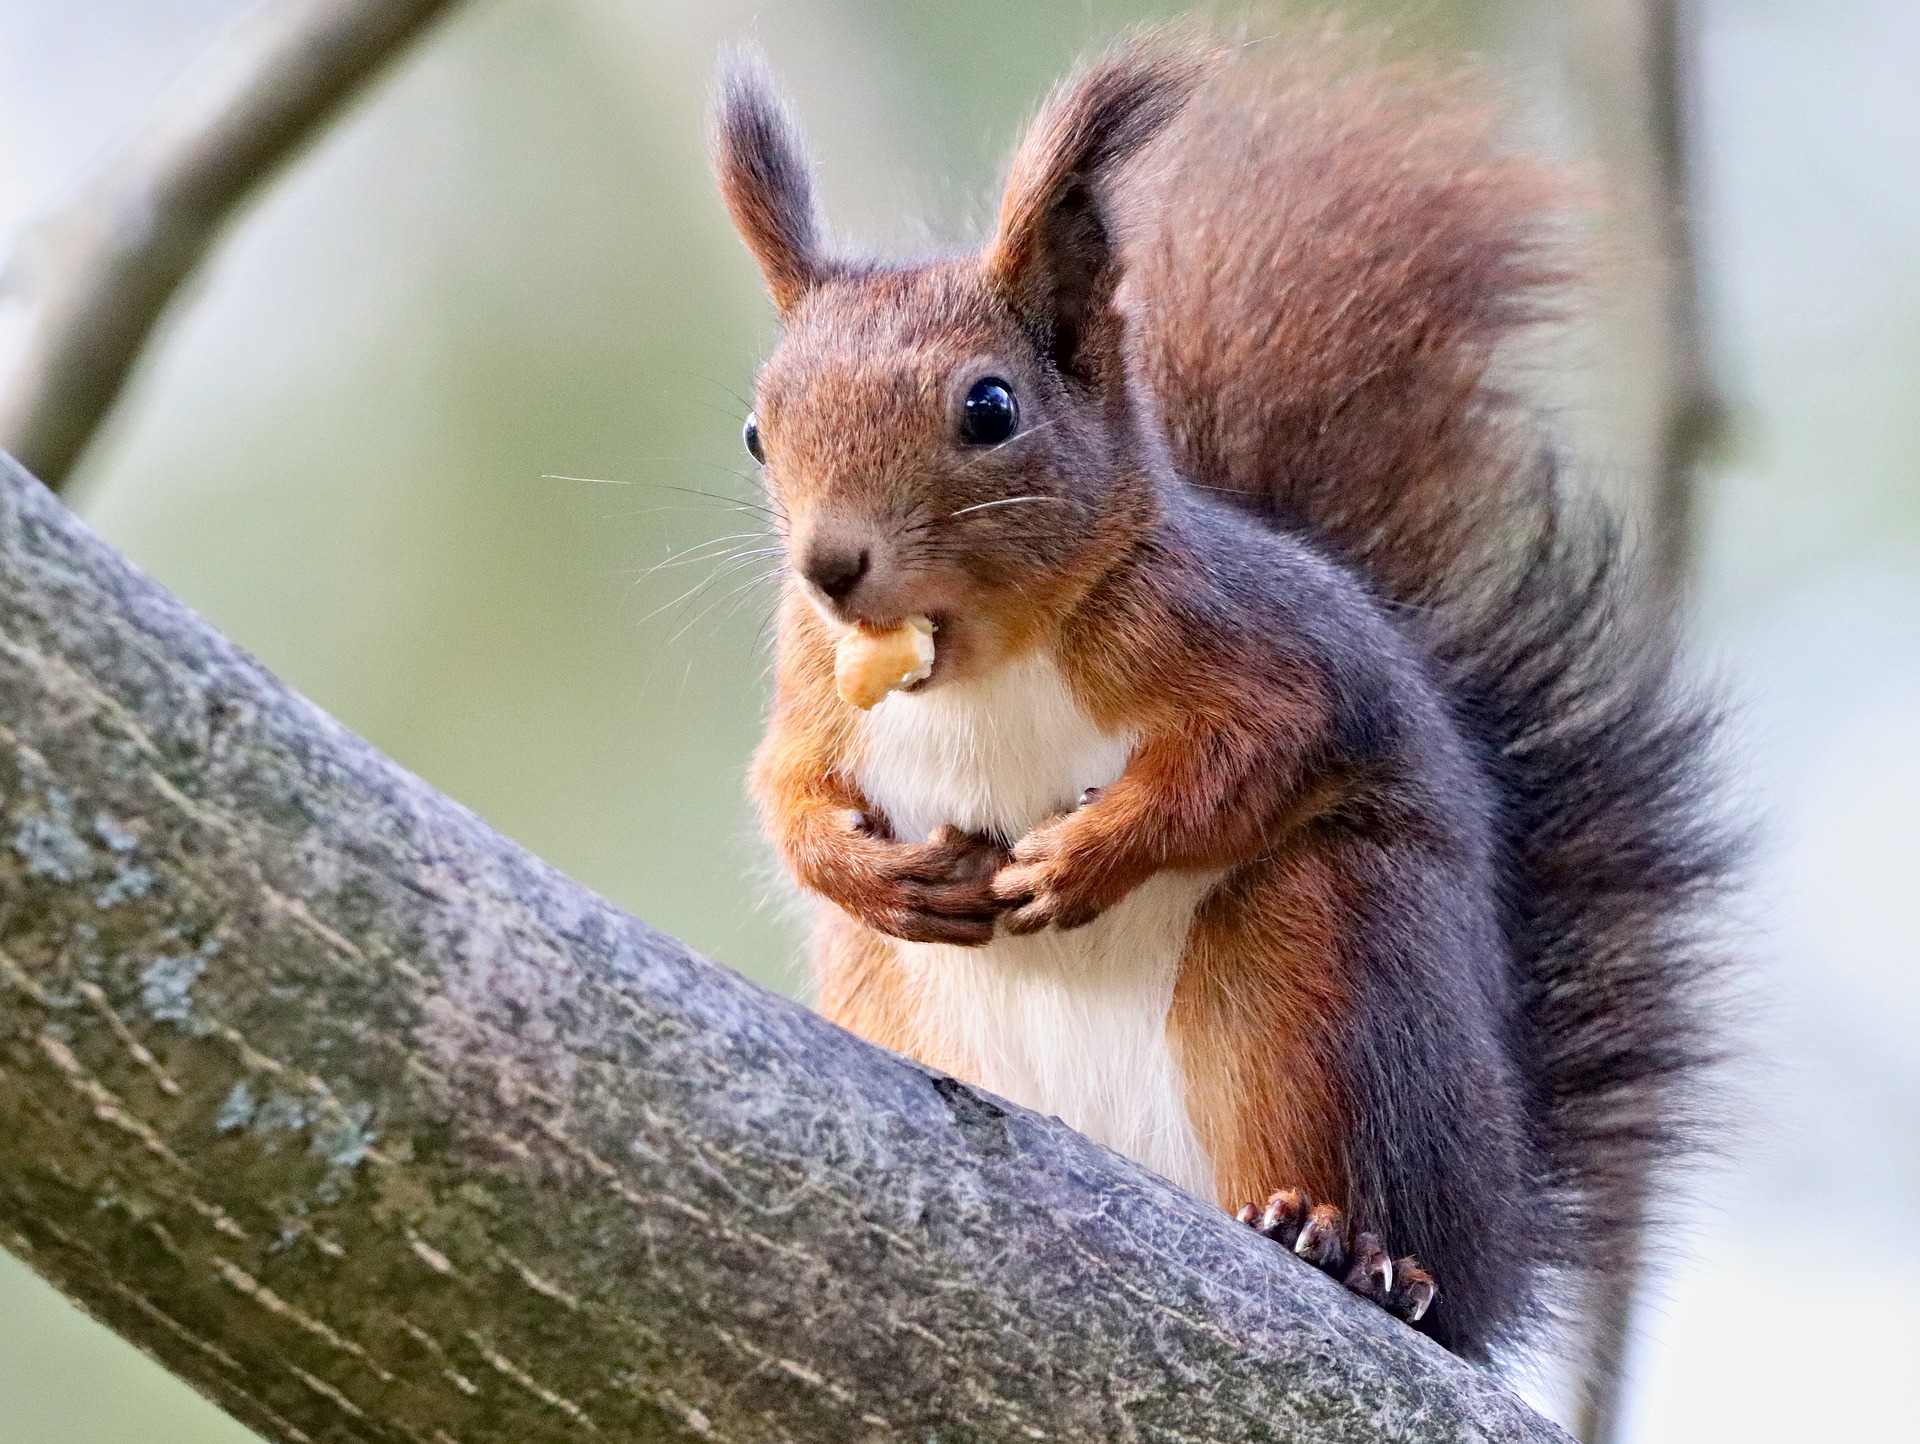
left=0, top=0, right=467, bottom=489
left=1641, top=0, right=1726, bottom=601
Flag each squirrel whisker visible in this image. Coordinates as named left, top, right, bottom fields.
left=945, top=495, right=1069, bottom=520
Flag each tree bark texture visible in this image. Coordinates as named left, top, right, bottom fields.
left=0, top=0, right=465, bottom=490
left=0, top=451, right=1569, bottom=1443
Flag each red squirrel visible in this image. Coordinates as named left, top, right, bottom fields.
left=712, top=30, right=1730, bottom=1362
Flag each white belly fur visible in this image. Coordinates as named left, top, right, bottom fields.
left=853, top=649, right=1219, bottom=1201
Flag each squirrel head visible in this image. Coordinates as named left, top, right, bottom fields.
left=712, top=38, right=1220, bottom=680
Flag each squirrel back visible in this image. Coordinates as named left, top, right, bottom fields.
left=1116, top=32, right=1734, bottom=1302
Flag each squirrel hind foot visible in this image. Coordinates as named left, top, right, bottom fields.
left=1237, top=1189, right=1438, bottom=1326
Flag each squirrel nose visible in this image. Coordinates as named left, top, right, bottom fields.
left=801, top=545, right=871, bottom=604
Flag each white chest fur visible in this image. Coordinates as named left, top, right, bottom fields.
left=852, top=650, right=1219, bottom=1202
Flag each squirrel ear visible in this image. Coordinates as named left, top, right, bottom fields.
left=986, top=35, right=1221, bottom=380
left=712, top=49, right=823, bottom=316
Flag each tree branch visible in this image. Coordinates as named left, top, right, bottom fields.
left=0, top=447, right=1566, bottom=1440
left=0, top=0, right=466, bottom=490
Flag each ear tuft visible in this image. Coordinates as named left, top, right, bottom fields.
left=712, top=49, right=822, bottom=315
left=987, top=32, right=1224, bottom=374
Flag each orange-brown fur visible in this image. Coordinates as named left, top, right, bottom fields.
left=1172, top=850, right=1352, bottom=1209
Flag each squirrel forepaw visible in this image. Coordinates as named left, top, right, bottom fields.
left=991, top=824, right=1130, bottom=934
left=992, top=866, right=1102, bottom=935
left=840, top=823, right=1012, bottom=946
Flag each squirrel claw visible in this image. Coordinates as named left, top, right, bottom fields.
left=1294, top=1203, right=1349, bottom=1273
left=1343, top=1232, right=1394, bottom=1303
left=1256, top=1187, right=1311, bottom=1247
left=1388, top=1257, right=1437, bottom=1323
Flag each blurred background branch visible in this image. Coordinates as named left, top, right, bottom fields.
left=1639, top=0, right=1726, bottom=601
left=1565, top=3, right=1726, bottom=1438
left=0, top=0, right=466, bottom=490
left=1572, top=0, right=1728, bottom=603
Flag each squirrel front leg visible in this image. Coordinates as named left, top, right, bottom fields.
left=755, top=729, right=1009, bottom=947
left=992, top=712, right=1324, bottom=934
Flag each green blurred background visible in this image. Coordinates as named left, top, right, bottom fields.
left=3, top=1, right=1919, bottom=1440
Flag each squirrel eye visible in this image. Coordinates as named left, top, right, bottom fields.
left=959, top=378, right=1018, bottom=446
left=743, top=412, right=765, bottom=465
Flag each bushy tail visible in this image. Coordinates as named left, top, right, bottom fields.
left=1117, top=27, right=1736, bottom=1322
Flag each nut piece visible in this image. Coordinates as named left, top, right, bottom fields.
left=834, top=617, right=935, bottom=710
